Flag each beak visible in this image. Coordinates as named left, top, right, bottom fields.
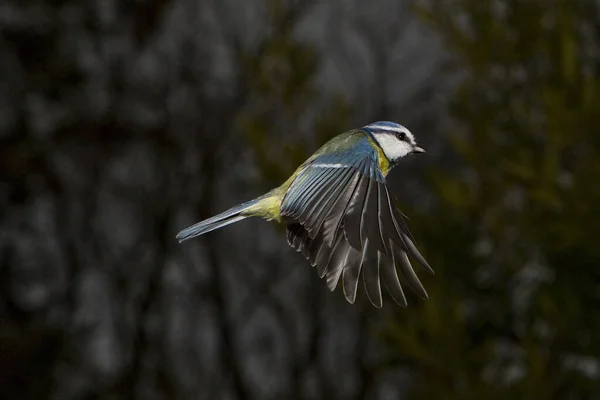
left=412, top=146, right=426, bottom=154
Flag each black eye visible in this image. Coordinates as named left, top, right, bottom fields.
left=398, top=132, right=406, bottom=140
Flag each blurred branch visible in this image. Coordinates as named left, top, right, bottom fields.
left=355, top=0, right=414, bottom=119
left=353, top=311, right=373, bottom=400
left=193, top=111, right=252, bottom=399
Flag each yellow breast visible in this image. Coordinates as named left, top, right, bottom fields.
left=366, top=135, right=391, bottom=176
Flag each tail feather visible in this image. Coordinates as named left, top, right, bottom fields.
left=176, top=199, right=259, bottom=243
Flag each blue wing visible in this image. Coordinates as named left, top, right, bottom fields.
left=281, top=135, right=433, bottom=308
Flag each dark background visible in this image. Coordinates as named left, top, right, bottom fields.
left=1, top=0, right=599, bottom=399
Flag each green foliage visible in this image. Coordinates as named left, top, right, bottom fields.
left=383, top=0, right=600, bottom=398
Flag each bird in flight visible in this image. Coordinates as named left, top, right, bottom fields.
left=177, top=121, right=434, bottom=308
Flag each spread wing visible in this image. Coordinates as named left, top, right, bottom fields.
left=281, top=139, right=433, bottom=308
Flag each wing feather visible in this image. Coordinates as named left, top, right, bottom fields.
left=315, top=232, right=337, bottom=278
left=382, top=246, right=408, bottom=307
left=281, top=136, right=433, bottom=307
left=389, top=195, right=417, bottom=245
left=281, top=169, right=318, bottom=214
left=296, top=169, right=346, bottom=223
left=307, top=232, right=324, bottom=266
left=283, top=167, right=335, bottom=218
left=378, top=183, right=405, bottom=249
left=287, top=223, right=328, bottom=269
left=323, top=233, right=349, bottom=288
left=343, top=175, right=369, bottom=250
left=342, top=249, right=362, bottom=304
left=287, top=223, right=310, bottom=257
left=301, top=174, right=345, bottom=229
left=303, top=167, right=355, bottom=233
left=321, top=168, right=362, bottom=246
left=394, top=245, right=429, bottom=299
left=403, top=233, right=434, bottom=275
left=360, top=240, right=383, bottom=308
left=361, top=178, right=387, bottom=253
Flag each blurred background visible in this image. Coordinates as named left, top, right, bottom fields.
left=1, top=0, right=599, bottom=399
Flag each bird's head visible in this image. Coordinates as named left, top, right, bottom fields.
left=361, top=121, right=425, bottom=164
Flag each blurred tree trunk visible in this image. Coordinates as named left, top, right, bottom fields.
left=0, top=0, right=444, bottom=399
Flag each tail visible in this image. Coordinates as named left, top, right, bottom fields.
left=176, top=198, right=261, bottom=243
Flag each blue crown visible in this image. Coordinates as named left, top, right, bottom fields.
left=362, top=121, right=406, bottom=135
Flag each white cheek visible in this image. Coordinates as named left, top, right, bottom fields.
left=376, top=135, right=413, bottom=161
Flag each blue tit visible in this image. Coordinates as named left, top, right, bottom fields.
left=177, top=121, right=433, bottom=308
